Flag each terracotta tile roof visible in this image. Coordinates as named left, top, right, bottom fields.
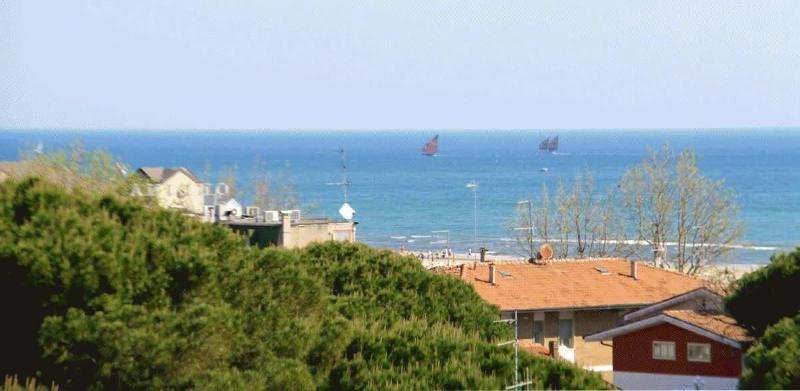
left=663, top=310, right=753, bottom=342
left=443, top=259, right=704, bottom=311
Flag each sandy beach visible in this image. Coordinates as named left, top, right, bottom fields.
left=397, top=249, right=765, bottom=282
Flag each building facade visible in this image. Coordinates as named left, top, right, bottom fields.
left=440, top=259, right=705, bottom=379
left=586, top=288, right=751, bottom=389
left=136, top=167, right=206, bottom=215
left=224, top=210, right=356, bottom=249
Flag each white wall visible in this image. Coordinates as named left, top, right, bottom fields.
left=155, top=172, right=205, bottom=214
left=614, top=371, right=738, bottom=390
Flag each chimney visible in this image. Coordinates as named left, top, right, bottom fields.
left=548, top=340, right=559, bottom=358
left=630, top=260, right=638, bottom=280
left=489, top=263, right=496, bottom=285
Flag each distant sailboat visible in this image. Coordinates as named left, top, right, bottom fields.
left=422, top=135, right=439, bottom=156
left=33, top=141, right=44, bottom=154
left=538, top=136, right=559, bottom=153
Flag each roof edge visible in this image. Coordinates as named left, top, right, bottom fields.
left=585, top=313, right=744, bottom=349
left=501, top=303, right=647, bottom=313
left=623, top=287, right=722, bottom=322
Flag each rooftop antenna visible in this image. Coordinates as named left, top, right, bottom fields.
left=326, top=147, right=355, bottom=220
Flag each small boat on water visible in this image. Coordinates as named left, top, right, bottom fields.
left=422, top=135, right=439, bottom=156
left=539, top=167, right=549, bottom=173
left=538, top=135, right=559, bottom=153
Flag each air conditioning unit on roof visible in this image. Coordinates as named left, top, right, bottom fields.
left=263, top=210, right=280, bottom=222
left=245, top=206, right=260, bottom=218
left=282, top=209, right=301, bottom=222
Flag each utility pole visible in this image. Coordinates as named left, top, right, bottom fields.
left=495, top=311, right=522, bottom=389
left=327, top=148, right=355, bottom=220
left=466, top=181, right=478, bottom=245
left=516, top=199, right=535, bottom=261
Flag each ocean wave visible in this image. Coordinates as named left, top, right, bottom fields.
left=458, top=236, right=782, bottom=252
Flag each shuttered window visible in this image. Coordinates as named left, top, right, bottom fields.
left=533, top=321, right=544, bottom=345
left=558, top=319, right=573, bottom=348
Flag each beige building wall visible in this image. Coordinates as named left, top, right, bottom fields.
left=153, top=172, right=205, bottom=215
left=504, top=308, right=630, bottom=382
left=574, top=309, right=621, bottom=369
left=280, top=216, right=356, bottom=248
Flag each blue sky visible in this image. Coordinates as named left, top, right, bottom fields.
left=1, top=1, right=799, bottom=130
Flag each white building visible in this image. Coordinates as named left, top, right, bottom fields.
left=136, top=167, right=206, bottom=215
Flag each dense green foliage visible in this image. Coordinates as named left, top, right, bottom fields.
left=725, top=248, right=800, bottom=337
left=739, top=314, right=800, bottom=389
left=726, top=248, right=800, bottom=388
left=0, top=178, right=608, bottom=390
left=16, top=141, right=143, bottom=196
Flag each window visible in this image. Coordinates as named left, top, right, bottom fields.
left=558, top=319, right=573, bottom=348
left=688, top=343, right=711, bottom=362
left=533, top=321, right=544, bottom=345
left=653, top=341, right=676, bottom=360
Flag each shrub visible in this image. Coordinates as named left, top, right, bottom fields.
left=740, top=314, right=800, bottom=389
left=725, top=248, right=800, bottom=337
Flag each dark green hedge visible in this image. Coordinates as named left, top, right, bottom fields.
left=726, top=248, right=800, bottom=337
left=726, top=248, right=800, bottom=388
left=739, top=314, right=800, bottom=389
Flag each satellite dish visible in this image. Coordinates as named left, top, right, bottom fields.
left=339, top=202, right=355, bottom=220
left=539, top=243, right=554, bottom=260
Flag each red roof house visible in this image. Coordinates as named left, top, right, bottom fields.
left=585, top=287, right=752, bottom=390
left=436, top=258, right=705, bottom=379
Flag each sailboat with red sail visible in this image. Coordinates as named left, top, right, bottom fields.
left=538, top=135, right=559, bottom=153
left=422, top=135, right=439, bottom=156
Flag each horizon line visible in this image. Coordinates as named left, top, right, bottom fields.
left=2, top=126, right=800, bottom=133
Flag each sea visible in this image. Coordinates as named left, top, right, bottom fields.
left=1, top=129, right=798, bottom=265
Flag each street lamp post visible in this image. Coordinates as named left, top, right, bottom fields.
left=466, top=181, right=478, bottom=245
left=517, top=200, right=535, bottom=261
